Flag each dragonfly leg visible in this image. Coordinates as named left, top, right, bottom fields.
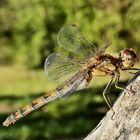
left=124, top=68, right=140, bottom=71
left=103, top=75, right=115, bottom=118
left=122, top=68, right=140, bottom=74
left=126, top=71, right=136, bottom=75
left=115, top=72, right=126, bottom=91
left=115, top=72, right=134, bottom=93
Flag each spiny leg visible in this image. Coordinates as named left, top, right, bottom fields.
left=124, top=68, right=140, bottom=71
left=103, top=75, right=115, bottom=118
left=115, top=71, right=134, bottom=93
left=114, top=72, right=126, bottom=91
left=123, top=68, right=140, bottom=75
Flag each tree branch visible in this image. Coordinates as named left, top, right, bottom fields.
left=84, top=71, right=140, bottom=140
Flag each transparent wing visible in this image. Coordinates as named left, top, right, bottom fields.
left=56, top=69, right=89, bottom=98
left=44, top=53, right=82, bottom=83
left=57, top=24, right=99, bottom=60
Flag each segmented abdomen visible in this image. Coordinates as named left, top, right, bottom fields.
left=3, top=90, right=57, bottom=127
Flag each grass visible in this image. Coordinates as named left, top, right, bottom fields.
left=0, top=66, right=56, bottom=95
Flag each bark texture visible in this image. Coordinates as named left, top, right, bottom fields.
left=84, top=71, right=140, bottom=140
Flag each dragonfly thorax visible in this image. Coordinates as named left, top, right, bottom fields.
left=119, top=48, right=137, bottom=68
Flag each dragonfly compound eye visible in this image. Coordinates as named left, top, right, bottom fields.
left=119, top=48, right=137, bottom=68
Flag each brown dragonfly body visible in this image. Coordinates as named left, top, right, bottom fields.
left=3, top=24, right=138, bottom=127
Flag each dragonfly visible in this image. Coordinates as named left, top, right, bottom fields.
left=3, top=24, right=138, bottom=127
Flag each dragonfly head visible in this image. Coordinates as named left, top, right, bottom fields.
left=119, top=48, right=137, bottom=68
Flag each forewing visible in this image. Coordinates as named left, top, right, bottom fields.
left=44, top=53, right=82, bottom=83
left=57, top=24, right=98, bottom=60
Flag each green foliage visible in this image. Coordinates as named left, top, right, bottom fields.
left=0, top=0, right=140, bottom=68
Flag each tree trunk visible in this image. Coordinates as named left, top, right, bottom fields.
left=84, top=71, right=140, bottom=140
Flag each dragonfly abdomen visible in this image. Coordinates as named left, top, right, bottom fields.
left=3, top=90, right=57, bottom=127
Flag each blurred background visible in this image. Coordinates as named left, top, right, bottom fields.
left=0, top=0, right=140, bottom=139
